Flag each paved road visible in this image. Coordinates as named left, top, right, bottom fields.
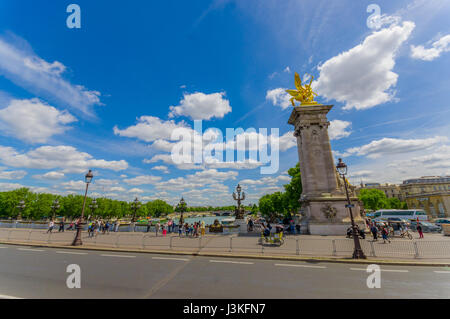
left=0, top=244, right=449, bottom=299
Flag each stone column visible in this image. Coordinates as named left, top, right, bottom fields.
left=288, top=105, right=364, bottom=235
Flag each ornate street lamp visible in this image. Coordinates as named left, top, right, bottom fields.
left=51, top=198, right=60, bottom=219
left=232, top=184, right=245, bottom=219
left=72, top=169, right=94, bottom=246
left=176, top=197, right=186, bottom=225
left=336, top=158, right=366, bottom=259
left=130, top=197, right=141, bottom=223
left=16, top=200, right=26, bottom=220
left=89, top=198, right=98, bottom=219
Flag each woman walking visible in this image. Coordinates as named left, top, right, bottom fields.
left=417, top=223, right=424, bottom=239
left=47, top=220, right=55, bottom=233
left=381, top=226, right=391, bottom=243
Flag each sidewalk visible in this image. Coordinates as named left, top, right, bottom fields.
left=1, top=228, right=449, bottom=266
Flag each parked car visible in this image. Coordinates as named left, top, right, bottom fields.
left=409, top=221, right=441, bottom=233
left=433, top=218, right=450, bottom=231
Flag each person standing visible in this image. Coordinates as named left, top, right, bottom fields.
left=146, top=219, right=151, bottom=233
left=371, top=224, right=378, bottom=241
left=155, top=222, right=160, bottom=237
left=417, top=223, right=424, bottom=239
left=178, top=222, right=183, bottom=237
left=201, top=220, right=206, bottom=237
left=58, top=219, right=65, bottom=232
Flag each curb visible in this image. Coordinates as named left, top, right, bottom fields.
left=1, top=240, right=449, bottom=267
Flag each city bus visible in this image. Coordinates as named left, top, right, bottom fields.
left=373, top=209, right=429, bottom=221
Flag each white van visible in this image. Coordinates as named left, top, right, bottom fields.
left=373, top=209, right=428, bottom=221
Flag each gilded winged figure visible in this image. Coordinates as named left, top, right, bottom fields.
left=286, top=72, right=319, bottom=106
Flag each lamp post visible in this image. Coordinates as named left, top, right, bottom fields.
left=72, top=170, right=94, bottom=246
left=16, top=200, right=26, bottom=220
left=336, top=158, right=366, bottom=259
left=89, top=198, right=98, bottom=220
left=51, top=198, right=60, bottom=220
left=130, top=197, right=141, bottom=223
left=232, top=184, right=245, bottom=219
left=176, top=197, right=186, bottom=225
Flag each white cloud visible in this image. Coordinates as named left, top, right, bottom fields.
left=0, top=145, right=128, bottom=173
left=410, top=34, right=450, bottom=61
left=328, top=120, right=352, bottom=140
left=0, top=169, right=27, bottom=180
left=284, top=66, right=291, bottom=73
left=313, top=21, right=415, bottom=110
left=0, top=98, right=76, bottom=143
left=32, top=171, right=65, bottom=180
left=128, top=188, right=144, bottom=194
left=114, top=116, right=191, bottom=143
left=266, top=88, right=291, bottom=110
left=0, top=36, right=102, bottom=116
left=343, top=136, right=447, bottom=159
left=124, top=175, right=162, bottom=186
left=151, top=165, right=169, bottom=173
left=274, top=131, right=297, bottom=152
left=168, top=92, right=232, bottom=120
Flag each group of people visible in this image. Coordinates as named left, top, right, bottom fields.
left=87, top=220, right=119, bottom=237
left=367, top=218, right=424, bottom=243
left=147, top=219, right=207, bottom=238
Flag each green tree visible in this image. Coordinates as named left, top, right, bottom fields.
left=283, top=163, right=302, bottom=215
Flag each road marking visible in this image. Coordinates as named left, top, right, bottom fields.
left=17, top=248, right=45, bottom=252
left=350, top=268, right=409, bottom=273
left=0, top=294, right=23, bottom=299
left=152, top=257, right=189, bottom=261
left=275, top=263, right=327, bottom=269
left=100, top=254, right=136, bottom=258
left=209, top=260, right=254, bottom=265
left=0, top=246, right=7, bottom=249
left=56, top=251, right=88, bottom=255
left=434, top=271, right=450, bottom=274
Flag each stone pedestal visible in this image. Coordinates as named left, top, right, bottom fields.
left=234, top=219, right=247, bottom=233
left=288, top=105, right=364, bottom=235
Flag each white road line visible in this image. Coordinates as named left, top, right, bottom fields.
left=100, top=254, right=136, bottom=258
left=0, top=246, right=7, bottom=248
left=17, top=248, right=45, bottom=252
left=152, top=257, right=189, bottom=261
left=275, top=263, right=327, bottom=269
left=434, top=271, right=450, bottom=274
left=56, top=251, right=88, bottom=255
left=209, top=260, right=254, bottom=265
left=350, top=268, right=409, bottom=273
left=0, top=294, right=23, bottom=299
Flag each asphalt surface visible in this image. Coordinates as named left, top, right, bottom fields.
left=0, top=243, right=449, bottom=299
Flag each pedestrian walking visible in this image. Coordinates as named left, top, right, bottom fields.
left=381, top=226, right=391, bottom=243
left=146, top=219, right=151, bottom=233
left=417, top=223, right=424, bottom=239
left=162, top=225, right=167, bottom=237
left=168, top=220, right=173, bottom=233
left=178, top=222, right=183, bottom=237
left=47, top=220, right=55, bottom=233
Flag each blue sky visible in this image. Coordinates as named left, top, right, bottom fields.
left=0, top=0, right=449, bottom=206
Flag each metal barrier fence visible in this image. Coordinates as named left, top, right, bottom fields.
left=0, top=228, right=449, bottom=259
left=0, top=221, right=240, bottom=234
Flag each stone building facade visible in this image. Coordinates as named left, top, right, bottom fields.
left=400, top=176, right=450, bottom=218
